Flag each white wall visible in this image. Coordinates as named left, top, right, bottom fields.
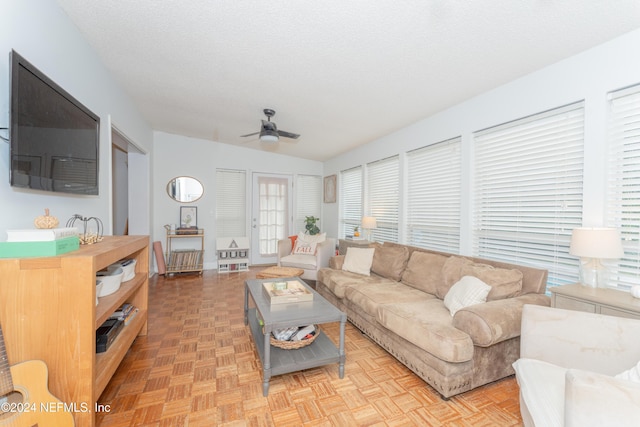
left=0, top=1, right=153, bottom=236
left=322, top=28, right=640, bottom=254
left=153, top=131, right=323, bottom=270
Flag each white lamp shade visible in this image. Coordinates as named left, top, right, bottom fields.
left=569, top=227, right=624, bottom=259
left=361, top=216, right=377, bottom=229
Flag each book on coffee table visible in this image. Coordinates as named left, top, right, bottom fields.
left=263, top=280, right=313, bottom=305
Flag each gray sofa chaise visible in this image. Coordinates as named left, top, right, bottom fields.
left=316, top=241, right=550, bottom=398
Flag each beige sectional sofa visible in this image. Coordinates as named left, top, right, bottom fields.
left=316, top=241, right=550, bottom=398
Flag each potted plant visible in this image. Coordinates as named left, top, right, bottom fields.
left=304, top=216, right=320, bottom=235
left=353, top=226, right=360, bottom=237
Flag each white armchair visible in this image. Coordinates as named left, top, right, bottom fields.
left=277, top=236, right=335, bottom=281
left=513, top=304, right=640, bottom=427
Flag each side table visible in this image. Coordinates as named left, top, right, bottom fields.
left=244, top=277, right=346, bottom=396
left=550, top=283, right=640, bottom=320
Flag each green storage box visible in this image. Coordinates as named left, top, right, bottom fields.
left=0, top=236, right=80, bottom=258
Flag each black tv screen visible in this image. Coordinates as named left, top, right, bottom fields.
left=10, top=50, right=100, bottom=195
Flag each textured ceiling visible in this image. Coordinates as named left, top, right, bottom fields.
left=55, top=0, right=640, bottom=161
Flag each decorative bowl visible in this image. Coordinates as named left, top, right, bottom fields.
left=110, top=258, right=136, bottom=282
left=96, top=266, right=123, bottom=297
left=95, top=279, right=103, bottom=305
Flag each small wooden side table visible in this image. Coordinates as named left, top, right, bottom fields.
left=550, top=283, right=640, bottom=320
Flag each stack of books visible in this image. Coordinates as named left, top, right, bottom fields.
left=0, top=227, right=80, bottom=258
left=109, top=303, right=139, bottom=326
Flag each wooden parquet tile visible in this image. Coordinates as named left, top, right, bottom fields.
left=96, top=268, right=524, bottom=426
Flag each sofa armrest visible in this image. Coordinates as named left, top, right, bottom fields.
left=521, top=305, right=640, bottom=375
left=565, top=369, right=640, bottom=427
left=277, top=239, right=292, bottom=265
left=329, top=255, right=345, bottom=270
left=453, top=294, right=550, bottom=347
left=315, top=238, right=336, bottom=270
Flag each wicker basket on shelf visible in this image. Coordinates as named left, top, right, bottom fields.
left=268, top=326, right=318, bottom=350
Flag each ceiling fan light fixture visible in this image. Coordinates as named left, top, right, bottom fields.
left=260, top=130, right=279, bottom=142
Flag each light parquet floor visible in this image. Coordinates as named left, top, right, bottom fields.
left=96, top=268, right=524, bottom=426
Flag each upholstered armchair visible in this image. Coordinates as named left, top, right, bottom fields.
left=513, top=304, right=640, bottom=427
left=277, top=234, right=335, bottom=281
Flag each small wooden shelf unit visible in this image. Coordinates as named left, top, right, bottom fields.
left=0, top=235, right=149, bottom=427
left=166, top=229, right=204, bottom=274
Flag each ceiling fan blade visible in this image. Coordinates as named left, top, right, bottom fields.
left=277, top=130, right=300, bottom=139
left=240, top=131, right=260, bottom=137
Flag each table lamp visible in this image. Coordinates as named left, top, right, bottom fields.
left=569, top=227, right=624, bottom=288
left=361, top=216, right=377, bottom=241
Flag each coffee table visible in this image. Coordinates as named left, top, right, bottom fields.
left=244, top=276, right=346, bottom=396
left=256, top=266, right=304, bottom=279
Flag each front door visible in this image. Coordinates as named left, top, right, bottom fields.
left=251, top=173, right=293, bottom=265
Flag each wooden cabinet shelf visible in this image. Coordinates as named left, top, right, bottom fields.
left=0, top=235, right=149, bottom=427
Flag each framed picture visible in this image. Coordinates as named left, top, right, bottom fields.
left=324, top=174, right=337, bottom=203
left=180, top=206, right=197, bottom=228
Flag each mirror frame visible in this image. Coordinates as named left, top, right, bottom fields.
left=166, top=176, right=204, bottom=203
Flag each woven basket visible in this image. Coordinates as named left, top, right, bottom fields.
left=269, top=327, right=318, bottom=350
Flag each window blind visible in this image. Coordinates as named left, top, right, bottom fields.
left=473, top=103, right=585, bottom=287
left=340, top=166, right=362, bottom=238
left=406, top=137, right=461, bottom=253
left=295, top=174, right=322, bottom=233
left=606, top=84, right=640, bottom=289
left=367, top=156, right=399, bottom=242
left=216, top=169, right=246, bottom=237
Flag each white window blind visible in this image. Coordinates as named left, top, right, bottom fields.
left=406, top=137, right=461, bottom=253
left=606, top=85, right=640, bottom=290
left=340, top=167, right=362, bottom=238
left=473, top=103, right=584, bottom=287
left=295, top=174, right=322, bottom=233
left=216, top=169, right=246, bottom=237
left=367, top=156, right=399, bottom=242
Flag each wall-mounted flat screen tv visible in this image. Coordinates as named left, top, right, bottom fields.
left=10, top=50, right=100, bottom=195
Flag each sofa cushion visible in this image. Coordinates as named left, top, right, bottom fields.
left=280, top=253, right=318, bottom=270
left=401, top=251, right=448, bottom=294
left=460, top=263, right=523, bottom=301
left=298, top=231, right=326, bottom=244
left=342, top=247, right=375, bottom=276
left=377, top=300, right=474, bottom=363
left=441, top=256, right=523, bottom=301
left=370, top=242, right=410, bottom=282
left=317, top=268, right=376, bottom=299
left=444, top=276, right=491, bottom=316
left=345, top=281, right=434, bottom=317
left=512, top=358, right=565, bottom=427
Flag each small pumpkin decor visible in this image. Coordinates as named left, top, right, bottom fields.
left=66, top=214, right=104, bottom=245
left=34, top=208, right=59, bottom=229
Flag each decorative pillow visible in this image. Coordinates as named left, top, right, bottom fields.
left=342, top=247, right=375, bottom=276
left=292, top=239, right=317, bottom=255
left=443, top=276, right=492, bottom=316
left=401, top=251, right=448, bottom=295
left=460, top=263, right=523, bottom=301
left=439, top=256, right=473, bottom=299
left=615, top=360, right=640, bottom=383
left=370, top=242, right=410, bottom=281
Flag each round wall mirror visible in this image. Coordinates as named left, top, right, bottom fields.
left=167, top=176, right=204, bottom=203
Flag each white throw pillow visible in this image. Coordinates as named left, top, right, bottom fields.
left=292, top=239, right=317, bottom=256
left=615, top=360, right=640, bottom=383
left=342, top=247, right=375, bottom=276
left=443, top=275, right=491, bottom=316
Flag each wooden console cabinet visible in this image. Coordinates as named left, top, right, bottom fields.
left=0, top=235, right=149, bottom=426
left=551, top=283, right=640, bottom=320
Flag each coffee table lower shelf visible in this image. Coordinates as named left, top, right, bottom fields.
left=247, top=308, right=344, bottom=395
